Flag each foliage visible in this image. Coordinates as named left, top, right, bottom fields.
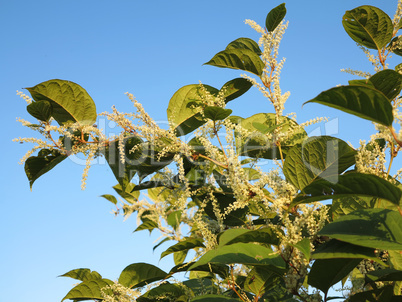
left=15, top=2, right=402, bottom=301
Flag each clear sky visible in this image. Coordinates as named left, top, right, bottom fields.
left=1, top=1, right=400, bottom=301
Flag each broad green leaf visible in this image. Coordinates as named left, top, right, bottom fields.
left=347, top=285, right=398, bottom=302
left=312, top=239, right=384, bottom=265
left=291, top=173, right=402, bottom=207
left=173, top=250, right=187, bottom=265
left=169, top=261, right=229, bottom=279
left=283, top=136, right=356, bottom=190
left=25, top=149, right=67, bottom=189
left=26, top=100, right=52, bottom=121
left=219, top=227, right=281, bottom=247
left=220, top=78, right=253, bottom=103
left=26, top=79, right=97, bottom=126
left=167, top=84, right=218, bottom=136
left=342, top=6, right=393, bottom=50
left=204, top=106, right=232, bottom=121
left=389, top=250, right=402, bottom=270
left=290, top=238, right=311, bottom=261
left=118, top=263, right=167, bottom=289
left=59, top=268, right=102, bottom=281
left=191, top=294, right=241, bottom=302
left=304, top=85, right=394, bottom=126
left=369, top=69, right=402, bottom=100
left=225, top=37, right=262, bottom=55
left=189, top=243, right=285, bottom=271
left=161, top=238, right=205, bottom=259
left=308, top=258, right=361, bottom=294
left=100, top=194, right=118, bottom=205
left=331, top=196, right=374, bottom=220
left=134, top=219, right=159, bottom=233
left=319, top=209, right=402, bottom=250
left=266, top=3, right=286, bottom=32
left=204, top=49, right=264, bottom=76
left=61, top=278, right=114, bottom=301
left=184, top=278, right=219, bottom=296
left=237, top=113, right=307, bottom=159
left=138, top=282, right=186, bottom=301
left=113, top=183, right=140, bottom=204
left=365, top=269, right=402, bottom=284
left=244, top=266, right=278, bottom=297
left=348, top=79, right=374, bottom=88
left=167, top=210, right=182, bottom=231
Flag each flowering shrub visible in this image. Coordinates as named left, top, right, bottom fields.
left=15, top=2, right=402, bottom=301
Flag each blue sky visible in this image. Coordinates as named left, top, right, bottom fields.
left=1, top=1, right=400, bottom=301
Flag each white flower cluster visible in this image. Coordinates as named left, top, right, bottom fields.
left=355, top=140, right=387, bottom=178
left=101, top=282, right=141, bottom=302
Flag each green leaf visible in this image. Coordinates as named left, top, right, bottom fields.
left=237, top=113, right=307, bottom=159
left=61, top=278, right=114, bottom=301
left=291, top=173, right=402, bottom=207
left=191, top=294, right=241, bottom=302
left=225, top=37, right=262, bottom=55
left=118, top=263, right=167, bottom=289
left=134, top=219, right=159, bottom=233
left=161, top=238, right=205, bottom=260
left=184, top=278, right=219, bottom=296
left=318, top=208, right=402, bottom=250
left=308, top=258, right=361, bottom=295
left=26, top=100, right=52, bottom=121
left=26, top=79, right=96, bottom=126
left=244, top=266, right=279, bottom=297
left=220, top=78, right=253, bottom=103
left=167, top=84, right=218, bottom=136
left=290, top=238, right=311, bottom=261
left=304, top=85, right=394, bottom=126
left=167, top=210, right=182, bottom=231
left=365, top=269, right=402, bottom=283
left=204, top=49, right=264, bottom=76
left=169, top=262, right=229, bottom=279
left=369, top=69, right=402, bottom=100
left=189, top=243, right=286, bottom=271
left=218, top=228, right=281, bottom=247
left=331, top=196, right=374, bottom=220
left=342, top=5, right=393, bottom=50
left=100, top=194, right=118, bottom=205
left=59, top=268, right=102, bottom=281
left=138, top=282, right=186, bottom=301
left=25, top=149, right=67, bottom=189
left=113, top=183, right=140, bottom=204
left=204, top=106, right=232, bottom=121
left=283, top=136, right=356, bottom=190
left=312, top=239, right=384, bottom=265
left=266, top=3, right=286, bottom=32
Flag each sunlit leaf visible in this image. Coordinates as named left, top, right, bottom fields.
left=59, top=268, right=102, bottom=281
left=118, top=263, right=167, bottom=289
left=304, top=85, right=394, bottom=126
left=283, top=136, right=356, bottom=190
left=342, top=5, right=393, bottom=50
left=26, top=79, right=97, bottom=126
left=61, top=278, right=113, bottom=301
left=319, top=208, right=402, bottom=250
left=266, top=3, right=286, bottom=32
left=291, top=173, right=402, bottom=207
left=205, top=49, right=264, bottom=76
left=25, top=149, right=67, bottom=189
